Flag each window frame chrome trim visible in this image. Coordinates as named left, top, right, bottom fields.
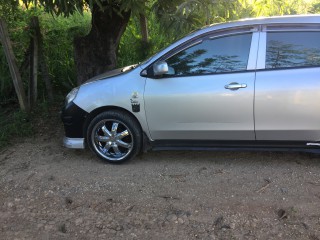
left=166, top=40, right=203, bottom=59
left=207, top=26, right=257, bottom=38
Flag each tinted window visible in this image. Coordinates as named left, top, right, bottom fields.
left=266, top=32, right=320, bottom=69
left=165, top=33, right=252, bottom=76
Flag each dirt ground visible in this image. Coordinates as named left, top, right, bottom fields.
left=1, top=115, right=320, bottom=240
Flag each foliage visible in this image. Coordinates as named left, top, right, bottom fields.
left=39, top=11, right=91, bottom=94
left=310, top=1, right=320, bottom=13
left=241, top=0, right=314, bottom=16
left=153, top=0, right=318, bottom=34
left=0, top=0, right=19, bottom=20
left=21, top=0, right=147, bottom=16
left=118, top=12, right=176, bottom=66
left=0, top=7, right=91, bottom=103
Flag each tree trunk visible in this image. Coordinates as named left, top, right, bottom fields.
left=74, top=2, right=131, bottom=84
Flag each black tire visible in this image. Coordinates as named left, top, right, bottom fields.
left=87, top=110, right=142, bottom=163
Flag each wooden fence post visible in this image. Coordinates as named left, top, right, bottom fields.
left=0, top=18, right=28, bottom=112
left=29, top=16, right=39, bottom=108
left=33, top=16, right=53, bottom=102
left=139, top=14, right=149, bottom=43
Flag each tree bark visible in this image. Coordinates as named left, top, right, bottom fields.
left=74, top=2, right=131, bottom=84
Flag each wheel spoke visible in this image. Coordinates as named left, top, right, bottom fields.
left=95, top=135, right=110, bottom=142
left=116, top=140, right=131, bottom=149
left=111, top=122, right=119, bottom=136
left=101, top=125, right=112, bottom=137
left=103, top=145, right=111, bottom=153
left=112, top=145, right=121, bottom=155
left=116, top=130, right=129, bottom=140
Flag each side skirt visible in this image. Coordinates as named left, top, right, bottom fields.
left=149, top=140, right=320, bottom=154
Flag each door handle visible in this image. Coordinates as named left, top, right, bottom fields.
left=224, top=82, right=247, bottom=90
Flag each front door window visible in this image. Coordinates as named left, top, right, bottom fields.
left=165, top=33, right=252, bottom=76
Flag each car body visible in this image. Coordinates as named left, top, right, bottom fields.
left=61, top=15, right=320, bottom=163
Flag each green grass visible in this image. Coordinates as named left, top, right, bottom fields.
left=0, top=108, right=33, bottom=149
left=0, top=99, right=63, bottom=149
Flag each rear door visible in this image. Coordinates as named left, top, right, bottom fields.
left=255, top=26, right=320, bottom=141
left=144, top=28, right=259, bottom=140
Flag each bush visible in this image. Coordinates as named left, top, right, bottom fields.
left=0, top=7, right=91, bottom=104
left=40, top=11, right=91, bottom=95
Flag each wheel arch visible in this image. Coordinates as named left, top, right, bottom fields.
left=83, top=106, right=143, bottom=141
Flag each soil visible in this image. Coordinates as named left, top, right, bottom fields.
left=1, top=113, right=320, bottom=240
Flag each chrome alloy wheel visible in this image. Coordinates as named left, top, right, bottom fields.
left=91, top=119, right=133, bottom=161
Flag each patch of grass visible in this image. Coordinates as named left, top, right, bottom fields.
left=0, top=108, right=33, bottom=149
left=0, top=100, right=62, bottom=149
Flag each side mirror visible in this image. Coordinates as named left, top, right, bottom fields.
left=153, top=61, right=168, bottom=76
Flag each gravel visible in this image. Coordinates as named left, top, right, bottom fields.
left=1, top=119, right=320, bottom=239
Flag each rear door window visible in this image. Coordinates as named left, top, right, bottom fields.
left=266, top=31, right=320, bottom=69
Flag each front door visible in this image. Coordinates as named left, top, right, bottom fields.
left=144, top=32, right=257, bottom=140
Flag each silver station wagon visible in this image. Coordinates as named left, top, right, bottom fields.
left=61, top=15, right=320, bottom=163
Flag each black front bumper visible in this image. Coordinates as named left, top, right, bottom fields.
left=61, top=102, right=88, bottom=138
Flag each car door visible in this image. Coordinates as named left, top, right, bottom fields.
left=255, top=26, right=320, bottom=141
left=144, top=29, right=258, bottom=140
